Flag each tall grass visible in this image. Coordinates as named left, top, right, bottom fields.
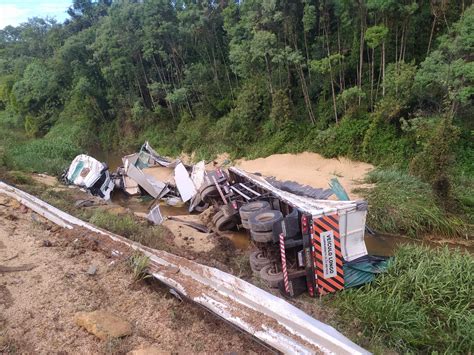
left=2, top=117, right=96, bottom=176
left=330, top=245, right=474, bottom=353
left=357, top=169, right=467, bottom=238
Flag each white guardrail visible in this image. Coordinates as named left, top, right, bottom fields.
left=0, top=181, right=370, bottom=355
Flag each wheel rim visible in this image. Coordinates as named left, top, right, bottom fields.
left=257, top=214, right=274, bottom=222
left=268, top=266, right=280, bottom=276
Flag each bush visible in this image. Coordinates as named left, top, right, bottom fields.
left=357, top=169, right=466, bottom=237
left=362, top=115, right=413, bottom=167
left=330, top=245, right=474, bottom=353
left=3, top=117, right=95, bottom=175
left=410, top=115, right=460, bottom=200
left=310, top=116, right=370, bottom=160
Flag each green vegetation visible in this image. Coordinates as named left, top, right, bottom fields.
left=89, top=210, right=170, bottom=250
left=0, top=1, right=472, bottom=238
left=330, top=245, right=474, bottom=353
left=128, top=251, right=152, bottom=282
left=357, top=169, right=468, bottom=238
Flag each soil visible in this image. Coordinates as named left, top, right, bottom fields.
left=235, top=152, right=374, bottom=199
left=161, top=219, right=215, bottom=253
left=0, top=195, right=267, bottom=354
left=30, top=174, right=59, bottom=187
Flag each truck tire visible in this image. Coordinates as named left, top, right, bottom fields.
left=194, top=201, right=209, bottom=212
left=215, top=213, right=237, bottom=232
left=220, top=204, right=238, bottom=217
left=241, top=219, right=250, bottom=229
left=259, top=264, right=283, bottom=288
left=250, top=230, right=273, bottom=243
left=212, top=210, right=224, bottom=225
left=249, top=250, right=271, bottom=273
left=248, top=210, right=283, bottom=232
left=201, top=184, right=219, bottom=202
left=239, top=201, right=271, bottom=220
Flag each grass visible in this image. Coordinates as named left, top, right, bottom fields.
left=9, top=181, right=173, bottom=253
left=88, top=210, right=171, bottom=251
left=356, top=169, right=469, bottom=238
left=128, top=251, right=152, bottom=282
left=329, top=245, right=474, bottom=353
left=1, top=114, right=97, bottom=176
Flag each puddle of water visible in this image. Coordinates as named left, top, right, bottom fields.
left=365, top=233, right=473, bottom=256
left=111, top=190, right=152, bottom=213
left=111, top=190, right=192, bottom=218
left=89, top=148, right=124, bottom=171
left=225, top=231, right=474, bottom=254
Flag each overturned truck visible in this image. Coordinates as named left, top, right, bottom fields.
left=195, top=167, right=368, bottom=298
left=64, top=142, right=371, bottom=298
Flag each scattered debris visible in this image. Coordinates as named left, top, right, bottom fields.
left=86, top=265, right=98, bottom=276
left=0, top=264, right=36, bottom=273
left=174, top=162, right=196, bottom=202
left=74, top=310, right=132, bottom=340
left=167, top=216, right=209, bottom=233
left=61, top=141, right=379, bottom=298
left=169, top=288, right=183, bottom=302
left=74, top=199, right=96, bottom=208
left=147, top=205, right=163, bottom=225
left=42, top=240, right=53, bottom=247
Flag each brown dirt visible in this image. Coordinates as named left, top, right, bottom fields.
left=30, top=174, right=58, bottom=187
left=235, top=152, right=374, bottom=199
left=0, top=196, right=267, bottom=354
left=161, top=219, right=215, bottom=253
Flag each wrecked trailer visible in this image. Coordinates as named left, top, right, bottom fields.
left=200, top=167, right=369, bottom=297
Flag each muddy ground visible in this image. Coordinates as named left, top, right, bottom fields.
left=0, top=196, right=267, bottom=354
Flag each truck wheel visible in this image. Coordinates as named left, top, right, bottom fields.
left=241, top=219, right=250, bottom=229
left=212, top=210, right=224, bottom=225
left=250, top=230, right=273, bottom=243
left=239, top=201, right=271, bottom=220
left=259, top=264, right=283, bottom=288
left=249, top=250, right=271, bottom=273
left=194, top=201, right=209, bottom=212
left=249, top=210, right=283, bottom=232
left=215, top=213, right=237, bottom=232
left=201, top=184, right=219, bottom=202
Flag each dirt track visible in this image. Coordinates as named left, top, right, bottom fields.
left=0, top=195, right=266, bottom=354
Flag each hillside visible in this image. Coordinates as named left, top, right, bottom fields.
left=0, top=0, right=472, bottom=235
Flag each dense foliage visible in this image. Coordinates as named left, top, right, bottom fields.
left=0, top=0, right=472, bottom=230
left=331, top=245, right=474, bottom=353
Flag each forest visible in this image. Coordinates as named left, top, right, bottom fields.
left=0, top=0, right=472, bottom=237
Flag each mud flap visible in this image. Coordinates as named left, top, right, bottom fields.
left=278, top=276, right=307, bottom=298
left=312, top=214, right=345, bottom=295
left=302, top=214, right=317, bottom=297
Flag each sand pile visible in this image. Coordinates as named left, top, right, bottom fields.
left=235, top=152, right=373, bottom=199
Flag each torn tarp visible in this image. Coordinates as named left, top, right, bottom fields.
left=266, top=176, right=333, bottom=200
left=65, top=154, right=114, bottom=200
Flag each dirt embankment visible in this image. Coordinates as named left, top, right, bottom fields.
left=236, top=152, right=374, bottom=199
left=0, top=195, right=265, bottom=354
